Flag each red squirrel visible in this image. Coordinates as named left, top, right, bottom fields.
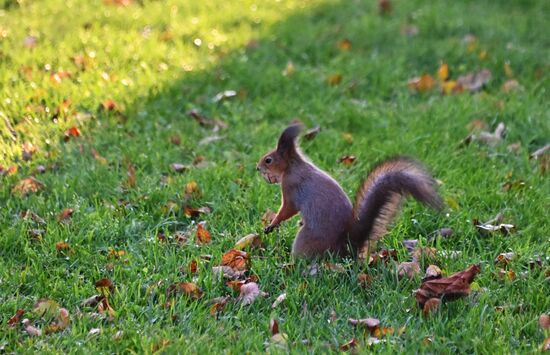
left=256, top=124, right=443, bottom=258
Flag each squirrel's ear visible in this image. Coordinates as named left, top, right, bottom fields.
left=276, top=123, right=302, bottom=157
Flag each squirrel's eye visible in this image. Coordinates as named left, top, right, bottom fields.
left=265, top=157, right=273, bottom=165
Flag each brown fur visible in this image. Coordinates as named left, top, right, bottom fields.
left=257, top=125, right=442, bottom=258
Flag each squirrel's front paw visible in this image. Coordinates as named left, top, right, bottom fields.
left=264, top=224, right=278, bottom=234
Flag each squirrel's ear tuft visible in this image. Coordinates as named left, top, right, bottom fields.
left=276, top=123, right=302, bottom=157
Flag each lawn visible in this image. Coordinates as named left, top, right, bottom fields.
left=1, top=0, right=549, bottom=353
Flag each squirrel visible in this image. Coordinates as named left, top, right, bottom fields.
left=256, top=123, right=443, bottom=258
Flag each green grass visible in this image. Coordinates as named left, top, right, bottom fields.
left=1, top=0, right=550, bottom=352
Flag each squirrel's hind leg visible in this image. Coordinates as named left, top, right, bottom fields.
left=292, top=227, right=344, bottom=258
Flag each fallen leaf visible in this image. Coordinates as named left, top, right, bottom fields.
left=212, top=265, right=246, bottom=279
left=166, top=282, right=203, bottom=299
left=507, top=142, right=521, bottom=154
left=50, top=71, right=71, bottom=85
left=402, top=239, right=418, bottom=253
left=185, top=181, right=200, bottom=197
left=45, top=307, right=70, bottom=333
left=338, top=39, right=352, bottom=51
left=22, top=319, right=42, bottom=336
left=408, top=74, right=435, bottom=93
left=22, top=142, right=37, bottom=161
left=170, top=163, right=190, bottom=173
left=496, top=268, right=516, bottom=281
left=282, top=61, right=295, bottom=76
left=101, top=99, right=119, bottom=111
left=55, top=241, right=72, bottom=253
left=7, top=309, right=25, bottom=327
left=63, top=126, right=81, bottom=141
left=237, top=282, right=264, bottom=305
left=272, top=293, right=287, bottom=308
left=411, top=247, right=437, bottom=262
left=95, top=278, right=115, bottom=296
left=378, top=0, right=392, bottom=14
left=33, top=299, right=60, bottom=318
left=456, top=69, right=491, bottom=92
left=422, top=298, right=441, bottom=317
left=81, top=294, right=104, bottom=308
left=221, top=249, right=249, bottom=271
left=539, top=314, right=550, bottom=330
left=261, top=209, right=276, bottom=226
left=89, top=328, right=101, bottom=336
left=474, top=221, right=514, bottom=235
left=12, top=177, right=45, bottom=196
left=303, top=126, right=321, bottom=141
left=348, top=317, right=380, bottom=330
left=438, top=63, right=449, bottom=81
left=543, top=336, right=550, bottom=351
left=357, top=273, right=373, bottom=288
left=170, top=134, right=181, bottom=145
left=423, top=265, right=442, bottom=282
left=495, top=252, right=515, bottom=266
left=368, top=249, right=398, bottom=267
left=270, top=318, right=279, bottom=335
left=57, top=208, right=74, bottom=222
left=91, top=148, right=108, bottom=165
left=183, top=205, right=211, bottom=218
left=0, top=165, right=18, bottom=176
left=438, top=228, right=454, bottom=238
left=124, top=162, right=136, bottom=188
left=502, top=79, right=521, bottom=93
left=339, top=155, right=356, bottom=166
left=327, top=73, right=343, bottom=86
left=188, top=260, right=198, bottom=274
left=397, top=261, right=421, bottom=279
left=340, top=338, right=358, bottom=351
left=235, top=233, right=263, bottom=249
left=209, top=296, right=230, bottom=316
left=196, top=223, right=211, bottom=244
left=212, top=90, right=237, bottom=103
left=530, top=144, right=550, bottom=160
left=415, top=264, right=481, bottom=309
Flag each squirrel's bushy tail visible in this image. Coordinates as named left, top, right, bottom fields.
left=349, top=157, right=442, bottom=254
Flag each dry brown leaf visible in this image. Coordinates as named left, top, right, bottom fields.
left=170, top=134, right=181, bottom=146
left=235, top=233, right=263, bottom=249
left=185, top=181, right=200, bottom=196
left=340, top=338, right=358, bottom=351
left=12, top=177, right=45, bottom=196
left=0, top=165, right=18, bottom=176
left=237, top=282, right=262, bottom=305
left=339, top=155, right=356, bottom=166
left=303, top=126, right=321, bottom=141
left=221, top=249, right=249, bottom=271
left=495, top=252, right=515, bottom=266
left=378, top=0, right=392, bottom=14
left=188, top=260, right=198, bottom=274
left=170, top=163, right=189, bottom=173
left=270, top=318, right=279, bottom=335
left=397, top=261, right=421, bottom=279
left=543, top=336, right=550, bottom=351
left=22, top=142, right=37, bottom=161
left=496, top=268, right=516, bottom=281
left=22, top=319, right=42, bottom=336
left=368, top=249, right=398, bottom=267
left=539, top=314, right=550, bottom=330
left=415, top=264, right=481, bottom=309
left=183, top=205, right=211, bottom=218
left=95, top=278, right=115, bottom=296
left=357, top=273, right=373, bottom=288
left=348, top=317, right=380, bottom=330
left=57, top=208, right=74, bottom=222
left=213, top=265, right=246, bottom=279
left=272, top=293, right=287, bottom=309
left=422, top=298, right=441, bottom=317
left=327, top=74, right=343, bottom=86
left=81, top=294, right=104, bottom=308
left=402, top=239, right=418, bottom=253
left=209, top=296, right=230, bottom=316
left=196, top=223, right=211, bottom=244
left=411, top=247, right=437, bottom=262
left=124, top=162, right=136, bottom=188
left=408, top=74, right=435, bottom=93
left=45, top=307, right=70, bottom=333
left=423, top=265, right=442, bottom=282
left=63, top=126, right=81, bottom=142
left=261, top=209, right=276, bottom=226
left=530, top=144, right=550, bottom=160
left=55, top=241, right=72, bottom=253
left=338, top=39, right=352, bottom=51
left=166, top=282, right=203, bottom=299
left=456, top=69, right=491, bottom=92
left=502, top=79, right=521, bottom=93
left=7, top=309, right=25, bottom=327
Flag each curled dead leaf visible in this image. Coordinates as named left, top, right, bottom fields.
left=7, top=309, right=25, bottom=327
left=170, top=163, right=190, bottom=173
left=272, top=293, right=287, bottom=309
left=423, top=265, right=442, bottom=282
left=237, top=282, right=264, bottom=305
left=303, top=126, right=321, bottom=141
left=340, top=338, right=358, bottom=351
left=539, top=314, right=550, bottom=330
left=397, top=261, right=421, bottom=279
left=339, top=155, right=356, bottom=166
left=408, top=74, right=435, bottom=93
left=415, top=264, right=481, bottom=309
left=166, top=282, right=203, bottom=299
left=456, top=69, right=491, bottom=92
left=270, top=318, right=279, bottom=335
left=235, top=233, right=263, bottom=249
left=196, top=223, right=211, bottom=244
left=209, top=296, right=230, bottom=316
left=22, top=319, right=42, bottom=336
left=495, top=252, right=515, bottom=266
left=348, top=317, right=380, bottom=330
left=95, top=278, right=115, bottom=296
left=12, top=177, right=45, bottom=196
left=221, top=249, right=249, bottom=271
left=57, top=208, right=74, bottom=222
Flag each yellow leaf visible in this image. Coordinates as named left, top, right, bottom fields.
left=407, top=74, right=435, bottom=93
left=437, top=63, right=449, bottom=81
